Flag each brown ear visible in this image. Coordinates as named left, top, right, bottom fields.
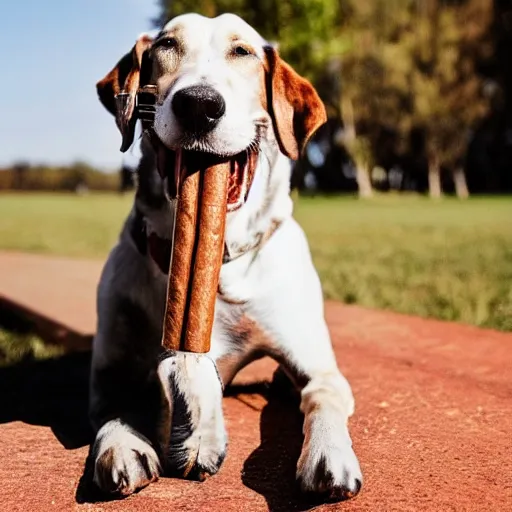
left=264, top=47, right=327, bottom=160
left=96, top=35, right=153, bottom=152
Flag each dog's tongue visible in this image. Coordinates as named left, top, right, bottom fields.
left=161, top=149, right=230, bottom=354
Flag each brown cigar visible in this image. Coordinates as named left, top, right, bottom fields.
left=161, top=167, right=200, bottom=352
left=161, top=152, right=230, bottom=353
left=183, top=162, right=229, bottom=352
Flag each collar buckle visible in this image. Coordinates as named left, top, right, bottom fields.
left=135, top=85, right=158, bottom=130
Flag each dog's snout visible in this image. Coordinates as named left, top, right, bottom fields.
left=172, top=85, right=226, bottom=133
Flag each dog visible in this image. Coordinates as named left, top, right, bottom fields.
left=90, top=12, right=362, bottom=500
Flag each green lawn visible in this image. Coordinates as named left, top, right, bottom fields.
left=0, top=192, right=511, bottom=331
left=0, top=193, right=133, bottom=258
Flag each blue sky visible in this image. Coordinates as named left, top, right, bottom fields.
left=1, top=0, right=160, bottom=170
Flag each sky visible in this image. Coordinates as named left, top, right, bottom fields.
left=1, top=0, right=161, bottom=171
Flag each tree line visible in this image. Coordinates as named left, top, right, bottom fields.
left=0, top=162, right=120, bottom=192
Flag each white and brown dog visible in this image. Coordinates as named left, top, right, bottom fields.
left=91, top=13, right=362, bottom=501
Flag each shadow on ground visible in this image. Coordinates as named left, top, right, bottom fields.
left=0, top=351, right=327, bottom=511
left=0, top=351, right=93, bottom=449
left=237, top=371, right=339, bottom=512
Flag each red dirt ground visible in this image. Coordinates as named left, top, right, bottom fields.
left=0, top=251, right=511, bottom=511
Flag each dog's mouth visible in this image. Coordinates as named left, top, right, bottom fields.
left=156, top=143, right=258, bottom=212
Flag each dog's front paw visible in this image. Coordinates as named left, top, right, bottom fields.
left=158, top=352, right=227, bottom=480
left=92, top=420, right=161, bottom=495
left=297, top=423, right=362, bottom=500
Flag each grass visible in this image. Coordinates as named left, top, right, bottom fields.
left=0, top=328, right=64, bottom=367
left=0, top=192, right=511, bottom=331
left=0, top=192, right=133, bottom=258
left=294, top=195, right=512, bottom=331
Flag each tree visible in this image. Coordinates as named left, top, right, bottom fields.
left=408, top=0, right=493, bottom=198
left=332, top=0, right=492, bottom=199
left=323, top=1, right=417, bottom=198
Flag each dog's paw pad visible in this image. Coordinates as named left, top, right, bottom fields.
left=297, top=442, right=362, bottom=501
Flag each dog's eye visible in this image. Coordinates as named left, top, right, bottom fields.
left=157, top=37, right=178, bottom=49
left=233, top=45, right=252, bottom=57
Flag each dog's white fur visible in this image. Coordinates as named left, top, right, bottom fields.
left=91, top=13, right=362, bottom=499
left=158, top=353, right=227, bottom=475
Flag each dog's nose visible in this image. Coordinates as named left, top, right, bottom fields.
left=172, top=85, right=226, bottom=133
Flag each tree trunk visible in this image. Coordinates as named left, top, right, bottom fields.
left=356, top=163, right=373, bottom=198
left=428, top=157, right=442, bottom=198
left=453, top=167, right=469, bottom=199
left=340, top=96, right=373, bottom=198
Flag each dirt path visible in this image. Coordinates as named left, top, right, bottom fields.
left=0, top=251, right=511, bottom=511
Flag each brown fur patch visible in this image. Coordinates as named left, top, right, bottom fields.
left=96, top=35, right=153, bottom=116
left=96, top=35, right=153, bottom=151
left=216, top=315, right=274, bottom=386
left=263, top=47, right=327, bottom=160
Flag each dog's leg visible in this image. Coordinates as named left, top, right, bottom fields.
left=89, top=243, right=165, bottom=495
left=157, top=351, right=227, bottom=480
left=293, top=368, right=362, bottom=499
left=275, top=333, right=362, bottom=499
left=248, top=220, right=362, bottom=499
left=155, top=300, right=268, bottom=479
left=90, top=354, right=163, bottom=495
left=277, top=322, right=362, bottom=499
left=90, top=336, right=163, bottom=495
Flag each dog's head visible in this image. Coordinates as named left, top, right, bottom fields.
left=98, top=14, right=326, bottom=216
left=97, top=13, right=326, bottom=160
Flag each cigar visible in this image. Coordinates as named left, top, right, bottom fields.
left=161, top=167, right=200, bottom=352
left=161, top=151, right=230, bottom=353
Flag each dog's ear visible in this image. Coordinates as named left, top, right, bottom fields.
left=96, top=34, right=153, bottom=152
left=264, top=47, right=327, bottom=160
